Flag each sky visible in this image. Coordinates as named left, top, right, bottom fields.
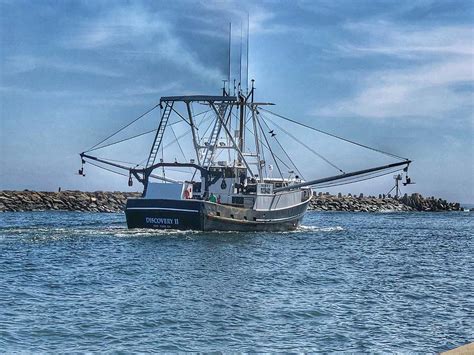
left=0, top=0, right=473, bottom=203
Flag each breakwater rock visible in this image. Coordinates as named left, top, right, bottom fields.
left=308, top=192, right=461, bottom=212
left=0, top=190, right=462, bottom=213
left=0, top=190, right=140, bottom=213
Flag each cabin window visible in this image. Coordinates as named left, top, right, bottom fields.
left=232, top=196, right=244, bottom=205
left=209, top=169, right=222, bottom=179
left=193, top=182, right=201, bottom=193
left=230, top=214, right=235, bottom=219
left=224, top=167, right=236, bottom=178
left=216, top=212, right=220, bottom=217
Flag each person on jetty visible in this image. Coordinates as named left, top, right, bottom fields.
left=209, top=193, right=217, bottom=203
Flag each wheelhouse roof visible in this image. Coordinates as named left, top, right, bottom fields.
left=160, top=95, right=238, bottom=103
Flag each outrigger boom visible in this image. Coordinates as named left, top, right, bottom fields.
left=274, top=160, right=412, bottom=192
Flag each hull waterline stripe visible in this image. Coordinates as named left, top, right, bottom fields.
left=208, top=211, right=307, bottom=225
left=255, top=196, right=312, bottom=212
left=255, top=212, right=307, bottom=223
left=127, top=207, right=199, bottom=213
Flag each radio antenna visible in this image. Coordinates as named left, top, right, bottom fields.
left=239, top=21, right=243, bottom=92
left=246, top=13, right=250, bottom=93
left=228, top=22, right=231, bottom=93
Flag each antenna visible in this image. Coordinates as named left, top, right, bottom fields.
left=228, top=22, right=231, bottom=92
left=239, top=21, right=243, bottom=92
left=246, top=13, right=250, bottom=93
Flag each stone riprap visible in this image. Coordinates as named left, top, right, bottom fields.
left=309, top=192, right=462, bottom=212
left=398, top=193, right=462, bottom=212
left=0, top=190, right=140, bottom=213
left=0, top=190, right=462, bottom=213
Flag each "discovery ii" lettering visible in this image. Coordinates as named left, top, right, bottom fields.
left=145, top=217, right=179, bottom=225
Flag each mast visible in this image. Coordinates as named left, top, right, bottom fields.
left=246, top=12, right=249, bottom=94
left=238, top=94, right=245, bottom=165
left=228, top=22, right=231, bottom=92
left=239, top=22, right=243, bottom=88
left=251, top=105, right=263, bottom=180
left=210, top=102, right=253, bottom=176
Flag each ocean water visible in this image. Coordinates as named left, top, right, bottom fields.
left=0, top=211, right=472, bottom=352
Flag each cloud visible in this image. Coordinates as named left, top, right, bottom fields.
left=314, top=22, right=474, bottom=121
left=62, top=4, right=224, bottom=83
left=0, top=81, right=181, bottom=106
left=337, top=22, right=474, bottom=58
left=199, top=1, right=304, bottom=35
left=3, top=55, right=122, bottom=77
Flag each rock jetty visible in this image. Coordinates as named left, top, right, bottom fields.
left=308, top=192, right=461, bottom=212
left=0, top=190, right=140, bottom=213
left=0, top=190, right=462, bottom=213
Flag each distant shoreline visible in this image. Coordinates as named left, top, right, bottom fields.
left=0, top=190, right=465, bottom=213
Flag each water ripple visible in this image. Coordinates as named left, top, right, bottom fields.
left=0, top=211, right=473, bottom=352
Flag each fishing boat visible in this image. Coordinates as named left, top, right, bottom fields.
left=79, top=80, right=412, bottom=231
left=78, top=25, right=413, bottom=231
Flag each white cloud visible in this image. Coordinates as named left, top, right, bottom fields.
left=314, top=23, right=474, bottom=121
left=338, top=22, right=474, bottom=57
left=199, top=1, right=302, bottom=35
left=0, top=81, right=182, bottom=106
left=3, top=55, right=122, bottom=77
left=63, top=4, right=223, bottom=83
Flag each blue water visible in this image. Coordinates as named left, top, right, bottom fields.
left=0, top=211, right=472, bottom=352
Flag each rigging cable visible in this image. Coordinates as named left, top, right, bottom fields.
left=87, top=119, right=186, bottom=153
left=260, top=108, right=409, bottom=161
left=255, top=113, right=284, bottom=180
left=244, top=124, right=294, bottom=172
left=257, top=112, right=306, bottom=179
left=93, top=157, right=141, bottom=166
left=86, top=161, right=131, bottom=178
left=313, top=168, right=405, bottom=189
left=88, top=128, right=157, bottom=153
left=257, top=114, right=268, bottom=177
left=260, top=113, right=345, bottom=174
left=85, top=103, right=159, bottom=153
left=169, top=125, right=191, bottom=173
left=198, top=111, right=215, bottom=144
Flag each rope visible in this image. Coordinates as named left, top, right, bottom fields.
left=258, top=113, right=306, bottom=179
left=94, top=157, right=141, bottom=166
left=244, top=125, right=293, bottom=171
left=86, top=161, right=130, bottom=178
left=260, top=113, right=345, bottom=174
left=85, top=104, right=159, bottom=152
left=198, top=112, right=215, bottom=143
left=260, top=108, right=408, bottom=161
left=313, top=168, right=403, bottom=189
left=88, top=118, right=188, bottom=153
left=88, top=128, right=157, bottom=152
left=194, top=108, right=212, bottom=117
left=256, top=113, right=284, bottom=180
left=170, top=125, right=189, bottom=165
left=87, top=160, right=170, bottom=181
